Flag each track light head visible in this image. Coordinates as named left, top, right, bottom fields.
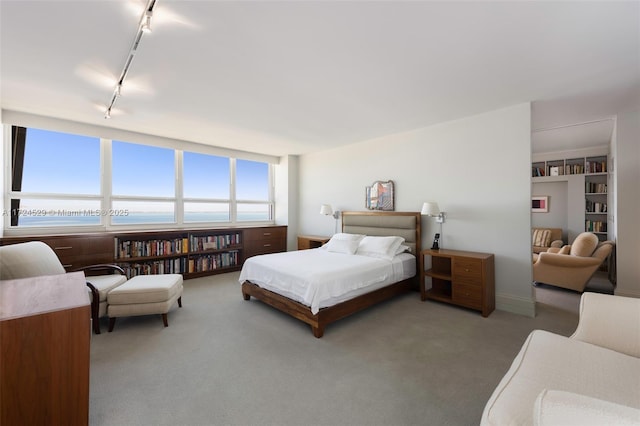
left=141, top=11, right=152, bottom=33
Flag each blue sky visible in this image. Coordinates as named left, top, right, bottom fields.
left=19, top=128, right=269, bottom=213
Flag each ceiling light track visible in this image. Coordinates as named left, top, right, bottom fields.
left=105, top=0, right=157, bottom=119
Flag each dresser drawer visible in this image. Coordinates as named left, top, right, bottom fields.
left=41, top=236, right=113, bottom=269
left=243, top=226, right=287, bottom=258
left=453, top=258, right=483, bottom=285
left=452, top=283, right=482, bottom=308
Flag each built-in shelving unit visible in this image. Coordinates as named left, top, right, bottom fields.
left=532, top=153, right=610, bottom=242
left=1, top=226, right=287, bottom=280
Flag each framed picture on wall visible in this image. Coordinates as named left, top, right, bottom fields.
left=365, top=180, right=394, bottom=211
left=532, top=196, right=549, bottom=213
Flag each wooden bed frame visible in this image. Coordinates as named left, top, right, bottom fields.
left=241, top=211, right=422, bottom=337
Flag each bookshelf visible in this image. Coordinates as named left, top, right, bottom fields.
left=0, top=226, right=287, bottom=279
left=186, top=230, right=242, bottom=277
left=532, top=154, right=609, bottom=242
left=114, top=226, right=285, bottom=279
left=531, top=155, right=607, bottom=178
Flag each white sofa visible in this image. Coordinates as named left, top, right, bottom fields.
left=481, top=292, right=640, bottom=425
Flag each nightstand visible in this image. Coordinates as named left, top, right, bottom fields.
left=297, top=235, right=330, bottom=250
left=419, top=248, right=495, bottom=317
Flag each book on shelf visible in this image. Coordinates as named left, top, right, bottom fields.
left=115, top=238, right=186, bottom=259
left=549, top=166, right=563, bottom=176
left=190, top=233, right=242, bottom=252
left=586, top=182, right=607, bottom=193
left=585, top=200, right=607, bottom=213
left=585, top=161, right=607, bottom=174
left=585, top=220, right=607, bottom=233
left=188, top=250, right=239, bottom=273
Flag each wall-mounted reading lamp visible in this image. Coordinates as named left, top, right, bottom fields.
left=320, top=204, right=340, bottom=234
left=421, top=202, right=446, bottom=249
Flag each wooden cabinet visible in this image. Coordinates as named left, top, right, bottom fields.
left=244, top=226, right=287, bottom=259
left=1, top=272, right=90, bottom=425
left=297, top=235, right=330, bottom=250
left=419, top=249, right=495, bottom=317
left=1, top=225, right=287, bottom=280
left=0, top=233, right=113, bottom=270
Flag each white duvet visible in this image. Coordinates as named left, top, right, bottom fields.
left=238, top=248, right=415, bottom=314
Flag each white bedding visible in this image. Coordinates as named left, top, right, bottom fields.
left=238, top=248, right=416, bottom=314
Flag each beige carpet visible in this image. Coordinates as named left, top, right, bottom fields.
left=534, top=271, right=615, bottom=315
left=89, top=272, right=578, bottom=426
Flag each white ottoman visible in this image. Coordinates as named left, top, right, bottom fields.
left=107, top=274, right=183, bottom=331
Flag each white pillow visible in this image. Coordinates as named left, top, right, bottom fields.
left=356, top=236, right=405, bottom=260
left=396, top=244, right=411, bottom=255
left=323, top=233, right=365, bottom=255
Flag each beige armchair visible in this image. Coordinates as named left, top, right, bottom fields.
left=532, top=228, right=564, bottom=253
left=533, top=232, right=614, bottom=292
left=0, top=241, right=126, bottom=334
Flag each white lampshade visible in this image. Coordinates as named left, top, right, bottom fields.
left=421, top=202, right=440, bottom=216
left=320, top=204, right=333, bottom=215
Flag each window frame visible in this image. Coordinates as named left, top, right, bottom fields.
left=3, top=125, right=276, bottom=235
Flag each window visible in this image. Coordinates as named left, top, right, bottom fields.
left=5, top=126, right=275, bottom=231
left=9, top=127, right=101, bottom=227
left=112, top=141, right=175, bottom=197
left=111, top=141, right=176, bottom=224
left=183, top=151, right=230, bottom=223
left=236, top=159, right=271, bottom=221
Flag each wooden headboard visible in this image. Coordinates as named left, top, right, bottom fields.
left=341, top=211, right=422, bottom=255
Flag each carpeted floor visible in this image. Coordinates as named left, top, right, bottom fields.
left=533, top=271, right=615, bottom=314
left=89, top=272, right=578, bottom=426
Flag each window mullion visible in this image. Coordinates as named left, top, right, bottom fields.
left=176, top=150, right=184, bottom=225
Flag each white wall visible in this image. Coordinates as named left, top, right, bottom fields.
left=614, top=110, right=640, bottom=297
left=297, top=103, right=535, bottom=316
left=530, top=175, right=586, bottom=243
left=532, top=181, right=568, bottom=237
left=274, top=155, right=299, bottom=250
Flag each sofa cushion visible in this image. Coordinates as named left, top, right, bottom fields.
left=481, top=330, right=640, bottom=425
left=532, top=229, right=552, bottom=248
left=108, top=274, right=183, bottom=305
left=570, top=232, right=599, bottom=257
left=533, top=390, right=640, bottom=426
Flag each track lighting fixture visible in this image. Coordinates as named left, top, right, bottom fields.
left=104, top=0, right=157, bottom=119
left=141, top=11, right=153, bottom=33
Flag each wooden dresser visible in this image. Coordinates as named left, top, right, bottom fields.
left=419, top=248, right=495, bottom=317
left=0, top=271, right=90, bottom=425
left=0, top=233, right=113, bottom=270
left=243, top=226, right=288, bottom=259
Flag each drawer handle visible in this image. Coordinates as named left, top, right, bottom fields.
left=263, top=244, right=271, bottom=247
left=54, top=246, right=73, bottom=250
left=263, top=233, right=272, bottom=236
left=465, top=268, right=470, bottom=272
left=63, top=264, right=73, bottom=268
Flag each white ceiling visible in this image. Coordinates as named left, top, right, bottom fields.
left=1, top=1, right=638, bottom=157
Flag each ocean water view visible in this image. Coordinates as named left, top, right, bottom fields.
left=15, top=212, right=270, bottom=227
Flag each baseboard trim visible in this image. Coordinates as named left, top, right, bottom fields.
left=496, top=293, right=536, bottom=318
left=614, top=289, right=640, bottom=298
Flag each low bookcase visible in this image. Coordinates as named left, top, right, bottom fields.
left=1, top=225, right=287, bottom=280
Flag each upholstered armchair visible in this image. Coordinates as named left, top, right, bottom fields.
left=532, top=228, right=564, bottom=253
left=0, top=241, right=126, bottom=334
left=533, top=232, right=614, bottom=292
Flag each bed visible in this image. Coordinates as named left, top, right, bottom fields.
left=240, top=211, right=421, bottom=337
